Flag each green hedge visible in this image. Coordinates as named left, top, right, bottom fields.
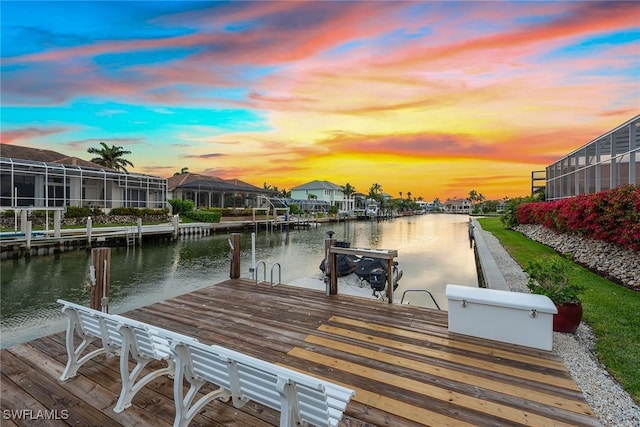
left=168, top=199, right=195, bottom=215
left=183, top=210, right=221, bottom=223
left=109, top=207, right=169, bottom=217
left=65, top=206, right=105, bottom=218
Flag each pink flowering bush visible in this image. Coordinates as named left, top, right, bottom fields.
left=516, top=185, right=640, bottom=251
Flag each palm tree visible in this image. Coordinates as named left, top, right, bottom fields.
left=468, top=190, right=485, bottom=204
left=341, top=182, right=356, bottom=211
left=407, top=191, right=412, bottom=201
left=279, top=188, right=290, bottom=198
left=368, top=183, right=382, bottom=200
left=173, top=167, right=189, bottom=176
left=87, top=142, right=134, bottom=172
left=341, top=182, right=356, bottom=198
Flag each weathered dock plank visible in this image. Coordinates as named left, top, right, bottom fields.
left=0, top=278, right=601, bottom=426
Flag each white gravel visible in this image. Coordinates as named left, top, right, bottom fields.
left=478, top=227, right=640, bottom=427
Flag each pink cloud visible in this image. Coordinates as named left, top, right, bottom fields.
left=0, top=127, right=68, bottom=144
left=383, top=2, right=639, bottom=70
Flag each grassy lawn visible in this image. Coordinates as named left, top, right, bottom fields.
left=478, top=217, right=640, bottom=403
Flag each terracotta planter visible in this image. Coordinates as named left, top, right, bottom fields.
left=553, top=302, right=583, bottom=333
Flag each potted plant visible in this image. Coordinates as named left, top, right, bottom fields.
left=524, top=257, right=584, bottom=333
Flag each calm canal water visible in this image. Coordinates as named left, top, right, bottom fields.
left=0, top=214, right=477, bottom=348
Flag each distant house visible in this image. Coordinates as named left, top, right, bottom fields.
left=290, top=180, right=348, bottom=211
left=444, top=198, right=471, bottom=213
left=415, top=200, right=429, bottom=211
left=167, top=173, right=275, bottom=209
left=0, top=144, right=166, bottom=210
left=419, top=200, right=443, bottom=212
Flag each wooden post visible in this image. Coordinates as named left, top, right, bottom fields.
left=90, top=247, right=111, bottom=312
left=229, top=233, right=241, bottom=279
left=387, top=258, right=394, bottom=304
left=325, top=238, right=337, bottom=295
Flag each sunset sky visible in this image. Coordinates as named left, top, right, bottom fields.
left=1, top=1, right=638, bottom=201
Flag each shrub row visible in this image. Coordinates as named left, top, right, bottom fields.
left=183, top=210, right=221, bottom=223
left=57, top=206, right=169, bottom=218
left=516, top=185, right=640, bottom=250
left=63, top=206, right=105, bottom=218
left=109, top=207, right=170, bottom=217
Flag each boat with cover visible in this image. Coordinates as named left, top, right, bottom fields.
left=319, top=241, right=357, bottom=277
left=320, top=241, right=403, bottom=297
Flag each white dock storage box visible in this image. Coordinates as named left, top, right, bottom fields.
left=445, top=284, right=557, bottom=351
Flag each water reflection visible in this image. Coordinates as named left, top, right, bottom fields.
left=0, top=214, right=477, bottom=348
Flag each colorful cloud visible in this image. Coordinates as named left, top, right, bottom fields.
left=1, top=1, right=638, bottom=201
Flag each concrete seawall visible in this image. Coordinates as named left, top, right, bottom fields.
left=471, top=218, right=509, bottom=291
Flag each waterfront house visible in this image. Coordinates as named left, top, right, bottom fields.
left=0, top=144, right=166, bottom=211
left=290, top=180, right=349, bottom=211
left=167, top=172, right=276, bottom=209
left=444, top=197, right=471, bottom=213
left=536, top=115, right=639, bottom=200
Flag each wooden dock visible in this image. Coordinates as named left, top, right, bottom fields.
left=1, top=279, right=601, bottom=426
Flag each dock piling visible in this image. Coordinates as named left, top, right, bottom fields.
left=54, top=210, right=61, bottom=238
left=325, top=237, right=337, bottom=295
left=86, top=217, right=92, bottom=247
left=90, top=247, right=111, bottom=312
left=229, top=233, right=241, bottom=279
left=25, top=220, right=32, bottom=252
left=172, top=215, right=179, bottom=240
left=20, top=210, right=27, bottom=233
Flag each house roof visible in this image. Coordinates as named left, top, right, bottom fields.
left=445, top=198, right=471, bottom=206
left=224, top=178, right=262, bottom=191
left=290, top=180, right=342, bottom=191
left=1, top=143, right=111, bottom=170
left=168, top=172, right=269, bottom=193
left=167, top=173, right=227, bottom=190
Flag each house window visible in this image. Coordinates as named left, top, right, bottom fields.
left=47, top=177, right=70, bottom=207
left=1, top=174, right=35, bottom=207
left=126, top=189, right=147, bottom=207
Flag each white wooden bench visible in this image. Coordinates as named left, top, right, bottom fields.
left=170, top=339, right=355, bottom=427
left=56, top=299, right=197, bottom=413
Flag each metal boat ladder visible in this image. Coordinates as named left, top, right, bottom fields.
left=255, top=260, right=282, bottom=287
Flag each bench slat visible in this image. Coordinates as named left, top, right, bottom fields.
left=56, top=299, right=195, bottom=415
left=171, top=340, right=354, bottom=427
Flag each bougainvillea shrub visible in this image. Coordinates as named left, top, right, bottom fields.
left=516, top=185, right=640, bottom=251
